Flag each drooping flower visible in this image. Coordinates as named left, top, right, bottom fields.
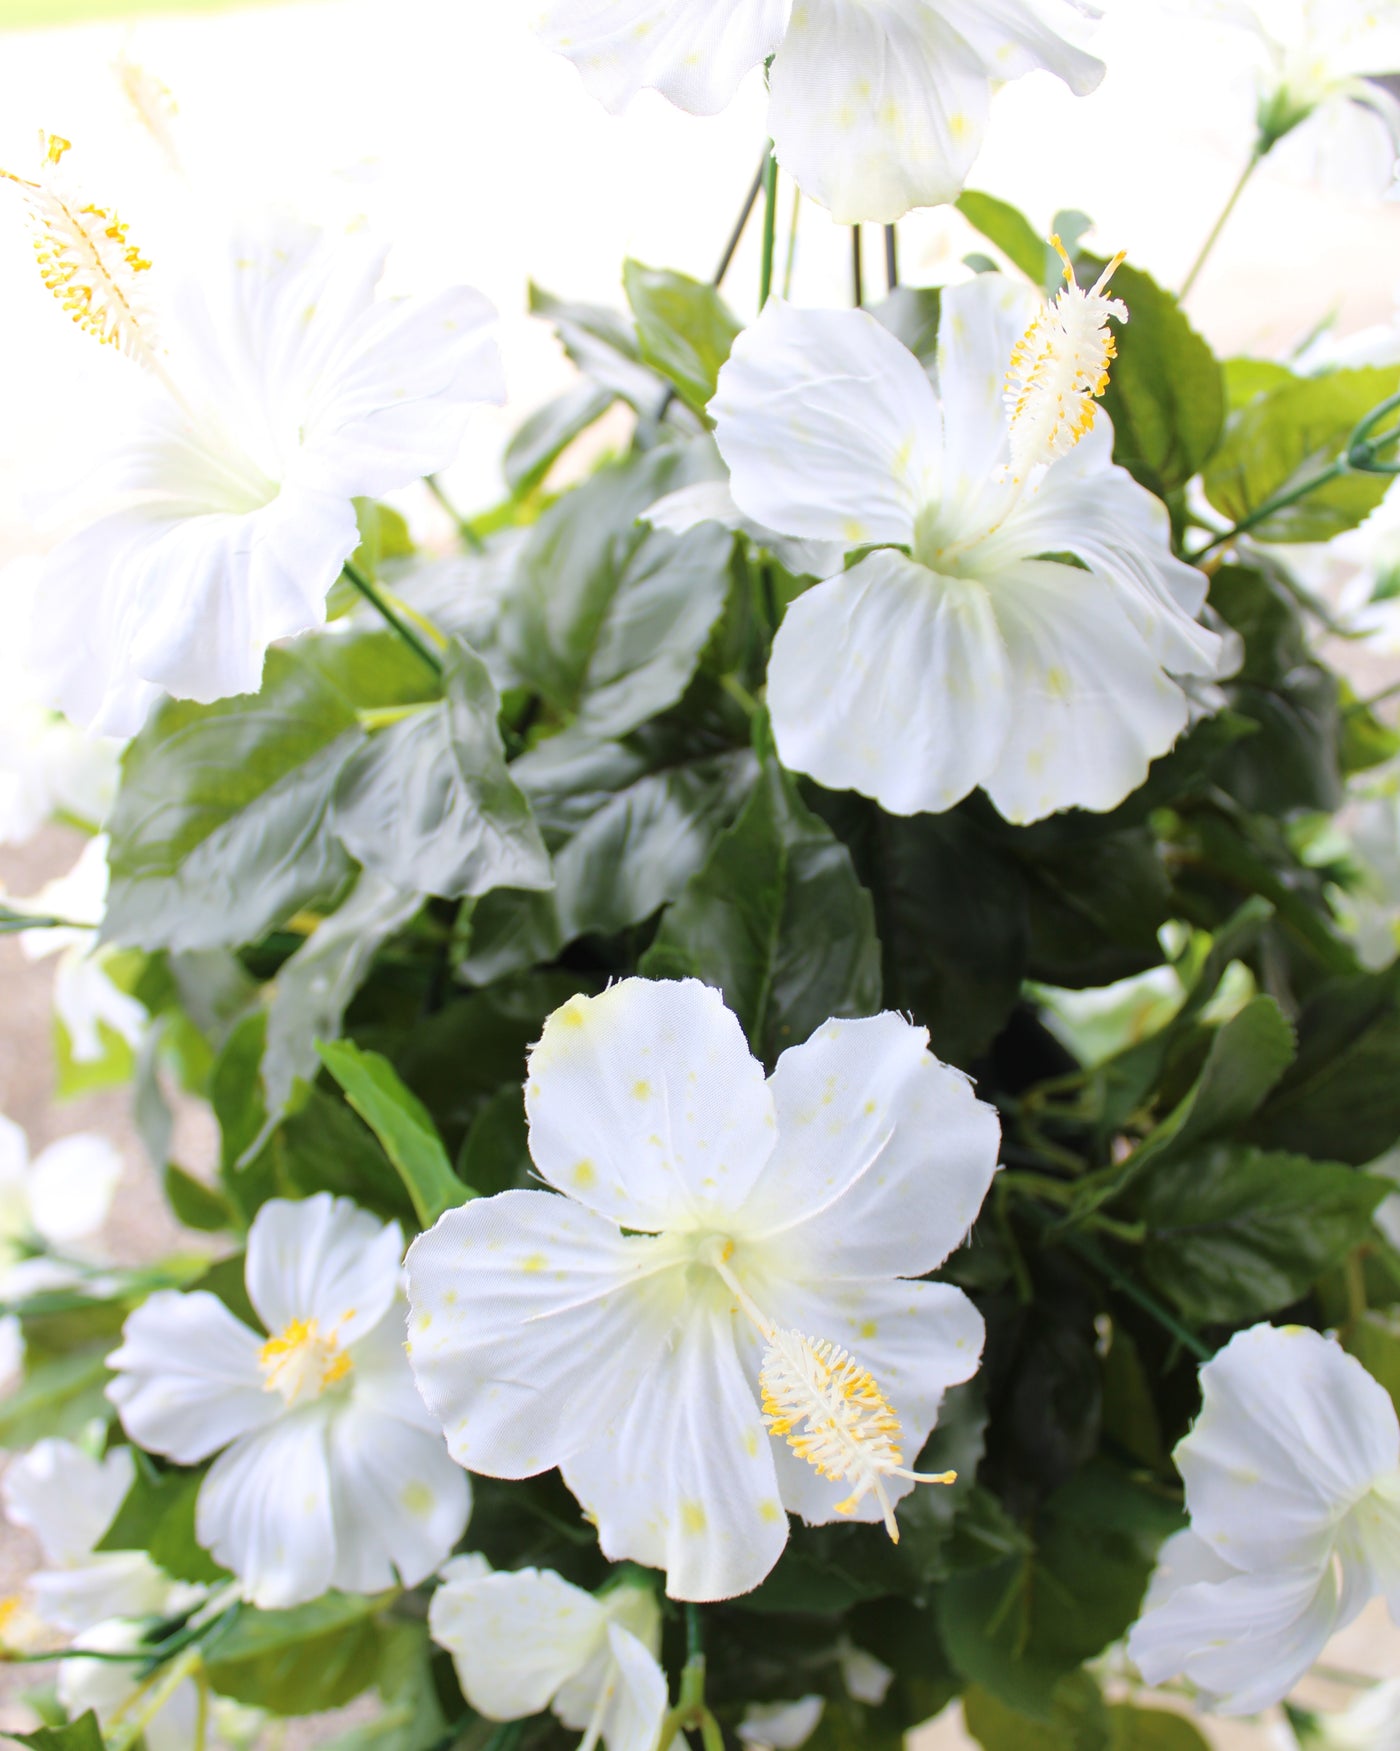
left=710, top=270, right=1227, bottom=823
left=0, top=1109, right=123, bottom=1300
left=12, top=836, right=147, bottom=1064
left=107, top=1192, right=471, bottom=1609
left=406, top=977, right=999, bottom=1601
left=532, top=0, right=1104, bottom=222
left=1126, top=1324, right=1400, bottom=1715
left=3, top=141, right=504, bottom=734
left=429, top=1555, right=668, bottom=1751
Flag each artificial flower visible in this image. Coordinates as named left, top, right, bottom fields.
left=6, top=139, right=503, bottom=733
left=739, top=1697, right=826, bottom=1748
left=429, top=1555, right=668, bottom=1751
left=710, top=265, right=1226, bottom=823
left=2, top=1438, right=203, bottom=1636
left=13, top=835, right=147, bottom=1064
left=1127, top=1324, right=1400, bottom=1714
left=0, top=1109, right=123, bottom=1298
left=107, top=1191, right=471, bottom=1609
left=533, top=0, right=1104, bottom=222
left=405, top=977, right=999, bottom=1601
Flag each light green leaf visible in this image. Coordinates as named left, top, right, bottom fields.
left=504, top=381, right=616, bottom=496
left=207, top=1594, right=385, bottom=1716
left=0, top=1347, right=111, bottom=1449
left=334, top=638, right=550, bottom=901
left=641, top=721, right=882, bottom=1062
left=317, top=1623, right=451, bottom=1751
left=97, top=1462, right=228, bottom=1584
left=10, top=1715, right=105, bottom=1751
left=317, top=1040, right=468, bottom=1227
left=497, top=449, right=733, bottom=739
left=528, top=282, right=658, bottom=408
left=1139, top=1146, right=1387, bottom=1323
left=955, top=191, right=1060, bottom=289
left=964, top=1674, right=1110, bottom=1751
left=1203, top=364, right=1400, bottom=542
left=623, top=259, right=742, bottom=415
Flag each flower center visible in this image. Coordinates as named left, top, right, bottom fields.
left=258, top=1317, right=353, bottom=1406
left=697, top=1238, right=955, bottom=1542
left=1002, top=235, right=1127, bottom=482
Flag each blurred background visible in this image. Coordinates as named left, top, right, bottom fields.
left=2, top=0, right=1400, bottom=1744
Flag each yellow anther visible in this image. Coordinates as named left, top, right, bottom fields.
left=258, top=1317, right=353, bottom=1406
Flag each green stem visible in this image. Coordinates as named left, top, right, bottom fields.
left=851, top=225, right=864, bottom=307
left=884, top=223, right=898, bottom=293
left=481, top=1722, right=526, bottom=1751
left=758, top=146, right=778, bottom=308
left=1060, top=1224, right=1212, bottom=1362
left=341, top=561, right=443, bottom=677
left=1186, top=457, right=1349, bottom=563
left=425, top=474, right=485, bottom=553
left=109, top=1646, right=204, bottom=1751
left=684, top=1602, right=704, bottom=1671
left=1181, top=149, right=1261, bottom=301
left=699, top=1712, right=727, bottom=1751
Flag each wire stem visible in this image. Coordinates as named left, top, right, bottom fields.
left=1180, top=149, right=1261, bottom=300
left=851, top=225, right=864, bottom=307
left=342, top=560, right=443, bottom=677
left=716, top=150, right=769, bottom=289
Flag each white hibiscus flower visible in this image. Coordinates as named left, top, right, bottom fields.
left=106, top=1192, right=471, bottom=1609
left=0, top=1110, right=123, bottom=1301
left=405, top=977, right=999, bottom=1602
left=1127, top=1324, right=1400, bottom=1715
left=7, top=137, right=503, bottom=734
left=710, top=264, right=1227, bottom=824
left=429, top=1555, right=668, bottom=1751
left=532, top=0, right=1105, bottom=222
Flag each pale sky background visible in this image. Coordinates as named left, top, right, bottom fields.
left=1, top=3, right=1399, bottom=1745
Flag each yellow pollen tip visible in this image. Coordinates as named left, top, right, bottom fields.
left=259, top=1316, right=353, bottom=1406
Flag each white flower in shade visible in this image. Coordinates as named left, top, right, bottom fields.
left=1127, top=1324, right=1400, bottom=1715
left=533, top=0, right=1104, bottom=222
left=13, top=836, right=147, bottom=1064
left=10, top=151, right=504, bottom=733
left=2, top=1439, right=203, bottom=1635
left=0, top=1111, right=123, bottom=1298
left=645, top=476, right=843, bottom=581
left=106, top=1192, right=471, bottom=1609
left=710, top=267, right=1227, bottom=824
left=739, top=1697, right=826, bottom=1748
left=429, top=1556, right=667, bottom=1751
left=0, top=559, right=120, bottom=847
left=405, top=977, right=999, bottom=1601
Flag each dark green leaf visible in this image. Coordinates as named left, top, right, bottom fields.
left=163, top=1162, right=237, bottom=1233
left=1139, top=1145, right=1387, bottom=1323
left=1345, top=1309, right=1400, bottom=1417
left=1020, top=828, right=1171, bottom=989
left=1093, top=261, right=1224, bottom=495
left=1107, top=1707, right=1210, bottom=1750
left=497, top=450, right=733, bottom=739
left=207, top=1594, right=385, bottom=1715
left=11, top=1714, right=105, bottom=1750
left=317, top=1622, right=452, bottom=1750
left=504, top=381, right=616, bottom=496
left=964, top=1673, right=1110, bottom=1751
left=642, top=722, right=882, bottom=1061
left=334, top=638, right=551, bottom=900
left=457, top=1083, right=531, bottom=1199
left=97, top=1462, right=228, bottom=1584
left=1203, top=365, right=1400, bottom=542
left=317, top=1039, right=468, bottom=1227
left=623, top=260, right=741, bottom=415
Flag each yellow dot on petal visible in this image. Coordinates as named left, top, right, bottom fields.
left=759, top=1500, right=783, bottom=1524
left=632, top=1080, right=652, bottom=1101
left=681, top=1500, right=707, bottom=1535
left=859, top=1320, right=878, bottom=1340
left=573, top=1160, right=597, bottom=1189
left=521, top=1253, right=547, bottom=1274
left=401, top=1481, right=434, bottom=1516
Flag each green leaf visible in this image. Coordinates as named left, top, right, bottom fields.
left=623, top=260, right=742, bottom=416
left=317, top=1040, right=468, bottom=1227
left=1345, top=1309, right=1400, bottom=1417
left=955, top=191, right=1060, bottom=289
left=528, top=282, right=658, bottom=408
left=163, top=1162, right=237, bottom=1233
left=1203, top=364, right=1400, bottom=542
left=317, top=1622, right=451, bottom=1750
left=0, top=1347, right=112, bottom=1449
left=497, top=449, right=734, bottom=739
left=457, top=1083, right=532, bottom=1199
left=504, top=381, right=616, bottom=496
left=11, top=1715, right=105, bottom=1751
left=207, top=1594, right=386, bottom=1716
left=1224, top=357, right=1295, bottom=411
left=1107, top=1707, right=1210, bottom=1751
left=642, top=721, right=882, bottom=1061
left=1093, top=261, right=1224, bottom=495
left=1018, top=827, right=1171, bottom=989
left=103, top=646, right=363, bottom=952
left=97, top=1463, right=229, bottom=1584
left=964, top=1673, right=1110, bottom=1751
left=334, top=638, right=552, bottom=900
left=1139, top=1146, right=1388, bottom=1323
left=1245, top=965, right=1400, bottom=1164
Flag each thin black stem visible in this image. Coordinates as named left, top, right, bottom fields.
left=851, top=225, right=864, bottom=307
left=883, top=223, right=898, bottom=293
left=715, top=151, right=769, bottom=289
left=341, top=561, right=443, bottom=678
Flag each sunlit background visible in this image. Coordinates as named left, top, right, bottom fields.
left=2, top=0, right=1400, bottom=1743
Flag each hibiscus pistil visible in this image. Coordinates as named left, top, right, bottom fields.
left=258, top=1316, right=354, bottom=1406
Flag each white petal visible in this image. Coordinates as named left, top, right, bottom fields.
left=524, top=979, right=777, bottom=1230
left=935, top=274, right=1041, bottom=495
left=740, top=1696, right=826, bottom=1749
left=712, top=299, right=939, bottom=548
left=197, top=1410, right=336, bottom=1609
left=980, top=559, right=1189, bottom=824
left=245, top=1193, right=403, bottom=1350
left=52, top=950, right=148, bottom=1064
left=3, top=1439, right=133, bottom=1566
left=562, top=1302, right=789, bottom=1601
left=31, top=1552, right=193, bottom=1637
left=1127, top=1557, right=1341, bottom=1716
left=405, top=1189, right=682, bottom=1477
left=326, top=1400, right=470, bottom=1593
left=935, top=0, right=1104, bottom=94
left=767, top=550, right=1011, bottom=817
left=534, top=0, right=785, bottom=114
left=60, top=1622, right=203, bottom=1751
left=737, top=1013, right=1000, bottom=1278
left=599, top=1621, right=671, bottom=1751
left=737, top=1275, right=985, bottom=1528
left=1177, top=1325, right=1400, bottom=1575
left=106, top=1289, right=278, bottom=1464
left=428, top=1565, right=606, bottom=1719
left=769, top=0, right=991, bottom=221
left=27, top=1133, right=124, bottom=1248
left=644, top=480, right=843, bottom=579
left=348, top=1300, right=439, bottom=1433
